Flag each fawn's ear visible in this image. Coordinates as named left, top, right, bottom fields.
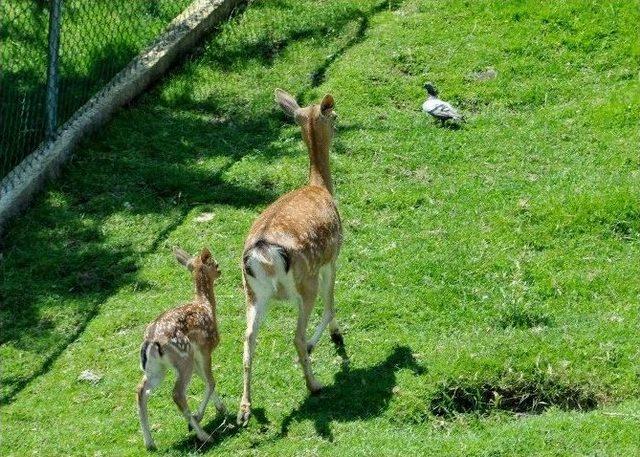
left=200, top=247, right=211, bottom=263
left=320, top=94, right=334, bottom=115
left=174, top=247, right=194, bottom=271
left=275, top=89, right=301, bottom=118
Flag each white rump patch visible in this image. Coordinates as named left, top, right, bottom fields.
left=245, top=245, right=297, bottom=302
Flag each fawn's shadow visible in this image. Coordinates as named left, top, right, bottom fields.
left=280, top=346, right=424, bottom=441
left=171, top=408, right=271, bottom=453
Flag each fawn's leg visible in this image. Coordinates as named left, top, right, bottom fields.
left=137, top=376, right=156, bottom=450
left=172, top=362, right=210, bottom=442
left=137, top=355, right=166, bottom=450
left=193, top=350, right=226, bottom=423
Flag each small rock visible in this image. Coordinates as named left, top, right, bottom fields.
left=470, top=68, right=498, bottom=81
left=608, top=313, right=624, bottom=323
left=78, top=370, right=102, bottom=384
left=195, top=212, right=214, bottom=223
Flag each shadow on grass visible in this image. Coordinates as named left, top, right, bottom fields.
left=169, top=347, right=423, bottom=451
left=0, top=103, right=286, bottom=404
left=280, top=346, right=424, bottom=441
left=0, top=0, right=405, bottom=406
left=202, top=0, right=403, bottom=101
left=430, top=372, right=599, bottom=417
left=169, top=407, right=271, bottom=453
left=306, top=0, right=398, bottom=90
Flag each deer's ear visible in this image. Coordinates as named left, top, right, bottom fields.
left=320, top=94, right=334, bottom=115
left=275, top=89, right=300, bottom=118
left=200, top=247, right=211, bottom=263
left=174, top=247, right=195, bottom=271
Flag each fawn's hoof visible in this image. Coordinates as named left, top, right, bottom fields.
left=196, top=431, right=212, bottom=443
left=216, top=402, right=228, bottom=415
left=190, top=412, right=203, bottom=425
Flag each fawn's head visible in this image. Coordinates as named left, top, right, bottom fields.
left=275, top=89, right=336, bottom=147
left=174, top=247, right=221, bottom=289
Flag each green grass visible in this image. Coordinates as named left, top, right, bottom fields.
left=0, top=0, right=191, bottom=175
left=1, top=0, right=639, bottom=455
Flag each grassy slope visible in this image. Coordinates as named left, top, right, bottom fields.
left=2, top=0, right=639, bottom=455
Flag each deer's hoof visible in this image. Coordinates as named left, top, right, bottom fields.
left=308, top=380, right=324, bottom=395
left=237, top=404, right=251, bottom=426
left=330, top=331, right=344, bottom=348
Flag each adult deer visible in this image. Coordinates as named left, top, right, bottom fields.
left=237, top=89, right=345, bottom=425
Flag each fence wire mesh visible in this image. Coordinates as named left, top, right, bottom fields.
left=0, top=0, right=193, bottom=178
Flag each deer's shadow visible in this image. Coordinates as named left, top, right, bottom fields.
left=280, top=345, right=424, bottom=441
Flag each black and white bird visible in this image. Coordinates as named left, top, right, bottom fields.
left=422, top=82, right=462, bottom=124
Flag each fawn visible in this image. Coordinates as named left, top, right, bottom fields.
left=237, top=89, right=345, bottom=425
left=136, top=247, right=225, bottom=450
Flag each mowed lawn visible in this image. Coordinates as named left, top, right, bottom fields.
left=1, top=0, right=639, bottom=455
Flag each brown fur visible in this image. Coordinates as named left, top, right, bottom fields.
left=136, top=248, right=225, bottom=450
left=237, top=90, right=345, bottom=426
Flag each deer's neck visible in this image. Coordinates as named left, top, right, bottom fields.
left=305, top=122, right=333, bottom=194
left=194, top=277, right=216, bottom=314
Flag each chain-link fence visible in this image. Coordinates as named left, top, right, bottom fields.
left=0, top=0, right=194, bottom=178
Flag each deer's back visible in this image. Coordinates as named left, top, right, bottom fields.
left=246, top=185, right=341, bottom=263
left=144, top=303, right=218, bottom=351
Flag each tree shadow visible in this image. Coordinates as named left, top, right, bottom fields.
left=206, top=0, right=403, bottom=80
left=0, top=99, right=284, bottom=404
left=280, top=346, right=424, bottom=441
left=0, top=0, right=406, bottom=406
left=306, top=0, right=404, bottom=90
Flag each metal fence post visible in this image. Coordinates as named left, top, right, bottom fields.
left=45, top=0, right=62, bottom=140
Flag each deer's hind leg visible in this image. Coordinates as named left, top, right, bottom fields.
left=193, top=348, right=226, bottom=424
left=308, top=262, right=344, bottom=353
left=171, top=356, right=211, bottom=442
left=238, top=284, right=269, bottom=425
left=137, top=349, right=167, bottom=450
left=295, top=279, right=323, bottom=394
left=137, top=376, right=156, bottom=450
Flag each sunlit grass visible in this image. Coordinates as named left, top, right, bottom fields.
left=1, top=0, right=639, bottom=455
